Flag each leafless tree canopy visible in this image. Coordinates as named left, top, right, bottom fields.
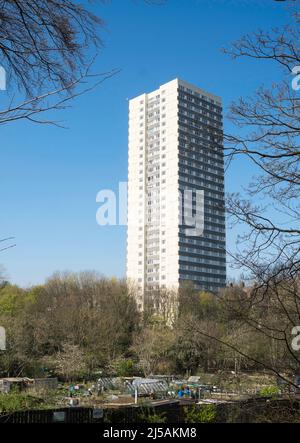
left=0, top=0, right=104, bottom=96
left=0, top=1, right=115, bottom=126
left=0, top=1, right=163, bottom=126
left=188, top=3, right=300, bottom=384
left=224, top=5, right=300, bottom=286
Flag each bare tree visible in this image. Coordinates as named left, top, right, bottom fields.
left=0, top=65, right=118, bottom=127
left=223, top=4, right=300, bottom=284
left=0, top=0, right=164, bottom=126
left=0, top=1, right=161, bottom=251
left=183, top=3, right=300, bottom=386
left=0, top=237, right=15, bottom=253
left=0, top=1, right=120, bottom=126
left=225, top=4, right=300, bottom=319
left=131, top=323, right=174, bottom=376
left=0, top=1, right=105, bottom=93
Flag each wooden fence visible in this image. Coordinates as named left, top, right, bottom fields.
left=0, top=398, right=299, bottom=423
left=0, top=407, right=94, bottom=423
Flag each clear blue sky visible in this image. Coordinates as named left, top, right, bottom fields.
left=0, top=0, right=291, bottom=287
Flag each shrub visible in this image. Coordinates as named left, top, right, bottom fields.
left=0, top=392, right=43, bottom=413
left=184, top=404, right=217, bottom=423
left=111, top=359, right=135, bottom=377
left=259, top=386, right=280, bottom=398
left=138, top=409, right=167, bottom=423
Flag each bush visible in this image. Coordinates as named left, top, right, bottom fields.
left=138, top=404, right=167, bottom=423
left=259, top=386, right=280, bottom=398
left=139, top=412, right=167, bottom=423
left=184, top=404, right=217, bottom=423
left=0, top=392, right=44, bottom=413
left=111, top=359, right=135, bottom=377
